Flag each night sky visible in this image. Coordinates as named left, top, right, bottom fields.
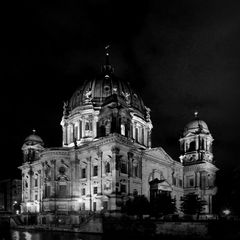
left=1, top=1, right=240, bottom=207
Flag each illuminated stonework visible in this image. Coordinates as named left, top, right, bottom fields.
left=179, top=115, right=218, bottom=213
left=19, top=52, right=218, bottom=223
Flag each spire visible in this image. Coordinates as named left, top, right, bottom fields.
left=32, top=129, right=36, bottom=134
left=194, top=111, right=203, bottom=132
left=105, top=45, right=110, bottom=66
left=102, top=45, right=114, bottom=73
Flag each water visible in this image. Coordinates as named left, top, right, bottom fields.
left=7, top=229, right=102, bottom=240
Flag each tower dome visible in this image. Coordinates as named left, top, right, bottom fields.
left=22, top=130, right=44, bottom=163
left=183, top=112, right=210, bottom=137
left=24, top=130, right=44, bottom=146
left=179, top=112, right=214, bottom=165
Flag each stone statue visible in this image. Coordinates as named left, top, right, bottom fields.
left=84, top=88, right=92, bottom=102
left=145, top=106, right=151, bottom=122
left=63, top=101, right=69, bottom=116
left=122, top=92, right=130, bottom=105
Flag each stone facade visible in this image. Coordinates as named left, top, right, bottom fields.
left=18, top=53, right=218, bottom=223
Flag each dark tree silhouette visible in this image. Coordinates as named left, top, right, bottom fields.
left=181, top=193, right=206, bottom=218
left=150, top=193, right=176, bottom=217
left=123, top=195, right=150, bottom=218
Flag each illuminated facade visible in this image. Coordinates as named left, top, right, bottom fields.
left=19, top=51, right=218, bottom=223
left=179, top=112, right=218, bottom=214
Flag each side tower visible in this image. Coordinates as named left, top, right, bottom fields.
left=20, top=130, right=45, bottom=213
left=179, top=112, right=218, bottom=214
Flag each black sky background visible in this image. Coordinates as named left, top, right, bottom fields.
left=1, top=0, right=240, bottom=208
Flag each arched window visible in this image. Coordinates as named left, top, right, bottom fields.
left=121, top=161, right=127, bottom=174
left=132, top=159, right=138, bottom=177
left=135, top=127, right=139, bottom=142
left=105, top=162, right=110, bottom=173
left=85, top=122, right=90, bottom=130
left=85, top=120, right=93, bottom=131
left=134, top=165, right=138, bottom=177
left=188, top=141, right=196, bottom=152
left=142, top=128, right=144, bottom=144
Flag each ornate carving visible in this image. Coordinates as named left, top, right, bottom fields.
left=59, top=166, right=66, bottom=175
left=128, top=152, right=134, bottom=159
left=116, top=155, right=123, bottom=170
left=104, top=180, right=111, bottom=191
left=44, top=167, right=51, bottom=181
left=113, top=87, right=118, bottom=94
left=111, top=146, right=120, bottom=154
left=145, top=106, right=151, bottom=122
left=50, top=159, right=56, bottom=165
left=63, top=101, right=69, bottom=117
left=122, top=92, right=130, bottom=105
left=105, top=161, right=111, bottom=174
left=132, top=159, right=138, bottom=167
left=56, top=174, right=69, bottom=181
left=84, top=88, right=92, bottom=103
left=97, top=149, right=103, bottom=159
left=61, top=159, right=69, bottom=168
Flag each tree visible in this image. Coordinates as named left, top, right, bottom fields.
left=181, top=193, right=206, bottom=218
left=150, top=193, right=176, bottom=217
left=123, top=195, right=150, bottom=218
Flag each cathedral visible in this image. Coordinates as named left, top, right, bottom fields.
left=19, top=49, right=218, bottom=224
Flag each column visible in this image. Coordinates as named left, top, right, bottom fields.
left=97, top=150, right=103, bottom=195
left=82, top=118, right=85, bottom=138
left=67, top=124, right=70, bottom=145
left=62, top=124, right=66, bottom=146
left=87, top=156, right=92, bottom=211
left=195, top=137, right=199, bottom=150
left=132, top=122, right=136, bottom=140
left=93, top=117, right=98, bottom=138
left=79, top=120, right=82, bottom=139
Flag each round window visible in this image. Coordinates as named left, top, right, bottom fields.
left=59, top=166, right=66, bottom=175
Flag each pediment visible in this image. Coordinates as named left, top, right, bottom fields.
left=145, top=147, right=174, bottom=163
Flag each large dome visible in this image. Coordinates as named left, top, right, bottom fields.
left=68, top=72, right=146, bottom=114
left=183, top=119, right=209, bottom=137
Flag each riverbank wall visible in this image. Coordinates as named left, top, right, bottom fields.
left=102, top=216, right=240, bottom=239
left=3, top=214, right=240, bottom=239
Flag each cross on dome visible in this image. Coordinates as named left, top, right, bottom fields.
left=102, top=45, right=114, bottom=73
